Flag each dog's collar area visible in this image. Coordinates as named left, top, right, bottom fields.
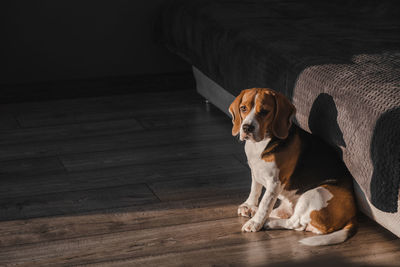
left=262, top=125, right=296, bottom=157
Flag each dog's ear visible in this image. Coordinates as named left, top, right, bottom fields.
left=229, top=90, right=246, bottom=136
left=271, top=92, right=296, bottom=139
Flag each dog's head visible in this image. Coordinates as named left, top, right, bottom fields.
left=229, top=88, right=295, bottom=142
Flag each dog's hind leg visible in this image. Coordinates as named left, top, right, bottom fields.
left=265, top=186, right=333, bottom=233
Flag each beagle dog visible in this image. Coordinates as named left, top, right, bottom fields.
left=229, top=88, right=357, bottom=246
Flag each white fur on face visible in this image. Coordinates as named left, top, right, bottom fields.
left=240, top=94, right=261, bottom=142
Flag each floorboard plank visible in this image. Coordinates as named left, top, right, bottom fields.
left=0, top=183, right=158, bottom=221
left=0, top=217, right=267, bottom=266
left=0, top=157, right=65, bottom=176
left=0, top=195, right=245, bottom=248
left=0, top=72, right=194, bottom=104
left=9, top=91, right=202, bottom=128
left=0, top=114, right=19, bottom=130
left=0, top=118, right=143, bottom=145
left=0, top=155, right=246, bottom=199
left=0, top=168, right=249, bottom=220
left=1, top=214, right=399, bottom=267
left=60, top=139, right=244, bottom=172
left=148, top=171, right=250, bottom=201
left=85, top=219, right=400, bottom=267
left=1, top=90, right=199, bottom=112
left=0, top=122, right=237, bottom=161
left=90, top=238, right=400, bottom=267
left=136, top=106, right=226, bottom=130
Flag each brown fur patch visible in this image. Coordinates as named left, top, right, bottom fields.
left=263, top=131, right=302, bottom=186
left=309, top=184, right=357, bottom=234
left=254, top=90, right=276, bottom=139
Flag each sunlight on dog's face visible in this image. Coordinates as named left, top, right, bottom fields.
left=236, top=89, right=275, bottom=142
left=229, top=88, right=295, bottom=142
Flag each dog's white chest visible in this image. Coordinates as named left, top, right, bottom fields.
left=245, top=139, right=279, bottom=185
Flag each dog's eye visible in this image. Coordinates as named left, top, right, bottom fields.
left=240, top=106, right=247, bottom=112
left=258, top=109, right=269, bottom=116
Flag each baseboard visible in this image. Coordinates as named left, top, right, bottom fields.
left=192, top=66, right=234, bottom=117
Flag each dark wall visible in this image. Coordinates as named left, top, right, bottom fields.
left=1, top=1, right=189, bottom=85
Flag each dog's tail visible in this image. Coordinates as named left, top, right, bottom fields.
left=299, top=218, right=357, bottom=246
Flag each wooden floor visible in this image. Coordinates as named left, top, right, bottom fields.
left=0, top=87, right=399, bottom=266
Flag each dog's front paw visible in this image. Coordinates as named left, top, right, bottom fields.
left=241, top=219, right=263, bottom=232
left=238, top=203, right=258, bottom=218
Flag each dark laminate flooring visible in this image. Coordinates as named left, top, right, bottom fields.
left=0, top=88, right=399, bottom=266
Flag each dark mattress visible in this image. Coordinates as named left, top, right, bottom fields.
left=159, top=0, right=400, bottom=213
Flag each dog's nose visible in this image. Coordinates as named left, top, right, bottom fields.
left=242, top=124, right=255, bottom=133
